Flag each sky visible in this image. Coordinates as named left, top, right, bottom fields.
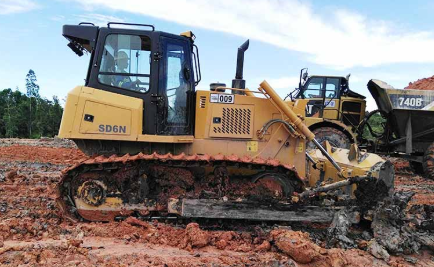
left=1, top=0, right=434, bottom=110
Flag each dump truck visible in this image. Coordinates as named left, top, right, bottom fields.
left=360, top=79, right=434, bottom=179
left=56, top=22, right=394, bottom=223
left=287, top=70, right=434, bottom=180
left=287, top=69, right=366, bottom=150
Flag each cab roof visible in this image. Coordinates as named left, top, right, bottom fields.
left=63, top=22, right=194, bottom=55
left=309, top=75, right=347, bottom=80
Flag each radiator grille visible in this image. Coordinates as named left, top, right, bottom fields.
left=213, top=107, right=252, bottom=136
left=199, top=96, right=206, bottom=108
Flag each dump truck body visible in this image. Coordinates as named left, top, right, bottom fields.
left=368, top=79, right=434, bottom=156
left=366, top=79, right=434, bottom=179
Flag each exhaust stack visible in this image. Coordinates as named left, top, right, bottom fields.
left=232, top=39, right=249, bottom=93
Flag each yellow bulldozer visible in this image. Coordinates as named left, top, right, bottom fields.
left=57, top=22, right=393, bottom=222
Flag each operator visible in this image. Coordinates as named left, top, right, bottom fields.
left=114, top=51, right=140, bottom=90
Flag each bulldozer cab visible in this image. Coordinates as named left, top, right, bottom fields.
left=293, top=69, right=366, bottom=129
left=63, top=22, right=200, bottom=136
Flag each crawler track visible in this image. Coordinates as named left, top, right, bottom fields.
left=57, top=152, right=306, bottom=222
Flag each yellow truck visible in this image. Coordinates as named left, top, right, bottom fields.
left=287, top=69, right=366, bottom=150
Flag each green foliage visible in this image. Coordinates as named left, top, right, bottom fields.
left=362, top=112, right=387, bottom=141
left=0, top=70, right=63, bottom=138
left=25, top=69, right=40, bottom=98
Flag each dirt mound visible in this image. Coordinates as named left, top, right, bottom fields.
left=405, top=75, right=434, bottom=90
left=0, top=145, right=86, bottom=165
left=184, top=223, right=210, bottom=248
left=271, top=230, right=321, bottom=263
left=271, top=228, right=434, bottom=267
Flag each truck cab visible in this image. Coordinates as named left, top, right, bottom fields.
left=286, top=69, right=367, bottom=149
left=293, top=69, right=366, bottom=131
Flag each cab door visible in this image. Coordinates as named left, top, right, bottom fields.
left=89, top=28, right=159, bottom=135
left=156, top=36, right=195, bottom=135
left=302, top=77, right=325, bottom=117
left=302, top=77, right=340, bottom=119
left=322, top=77, right=340, bottom=120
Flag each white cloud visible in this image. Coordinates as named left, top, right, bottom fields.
left=365, top=96, right=377, bottom=112
left=74, top=13, right=124, bottom=27
left=262, top=76, right=299, bottom=98
left=266, top=76, right=300, bottom=90
left=0, top=0, right=38, bottom=15
left=50, top=15, right=65, bottom=21
left=70, top=0, right=434, bottom=69
left=247, top=76, right=300, bottom=99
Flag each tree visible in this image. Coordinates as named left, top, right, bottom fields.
left=25, top=69, right=40, bottom=137
left=0, top=88, right=63, bottom=138
left=362, top=112, right=387, bottom=141
left=25, top=70, right=40, bottom=98
left=0, top=70, right=64, bottom=139
left=3, top=89, right=18, bottom=138
left=50, top=96, right=63, bottom=136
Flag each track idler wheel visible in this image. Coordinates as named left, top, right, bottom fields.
left=251, top=172, right=294, bottom=200
left=77, top=180, right=107, bottom=206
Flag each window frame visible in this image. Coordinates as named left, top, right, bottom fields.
left=96, top=33, right=153, bottom=95
left=86, top=28, right=195, bottom=135
left=324, top=77, right=340, bottom=99
left=156, top=35, right=195, bottom=134
left=302, top=77, right=325, bottom=99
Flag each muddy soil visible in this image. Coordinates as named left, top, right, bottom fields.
left=0, top=139, right=433, bottom=266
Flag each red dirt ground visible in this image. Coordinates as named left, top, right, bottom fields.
left=390, top=158, right=434, bottom=206
left=0, top=140, right=433, bottom=266
left=0, top=144, right=86, bottom=165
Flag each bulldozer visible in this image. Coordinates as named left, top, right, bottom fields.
left=57, top=22, right=394, bottom=223
left=287, top=69, right=366, bottom=150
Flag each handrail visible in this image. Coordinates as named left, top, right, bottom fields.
left=107, top=22, right=155, bottom=31
left=79, top=22, right=95, bottom=26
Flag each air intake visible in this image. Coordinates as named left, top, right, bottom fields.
left=210, top=105, right=254, bottom=138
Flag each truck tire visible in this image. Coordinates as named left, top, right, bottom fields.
left=307, top=127, right=351, bottom=151
left=423, top=142, right=434, bottom=180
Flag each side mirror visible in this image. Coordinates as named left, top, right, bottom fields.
left=302, top=72, right=308, bottom=81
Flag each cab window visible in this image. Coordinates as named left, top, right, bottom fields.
left=164, top=43, right=190, bottom=124
left=98, top=34, right=151, bottom=93
left=303, top=77, right=324, bottom=98
left=325, top=78, right=339, bottom=98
